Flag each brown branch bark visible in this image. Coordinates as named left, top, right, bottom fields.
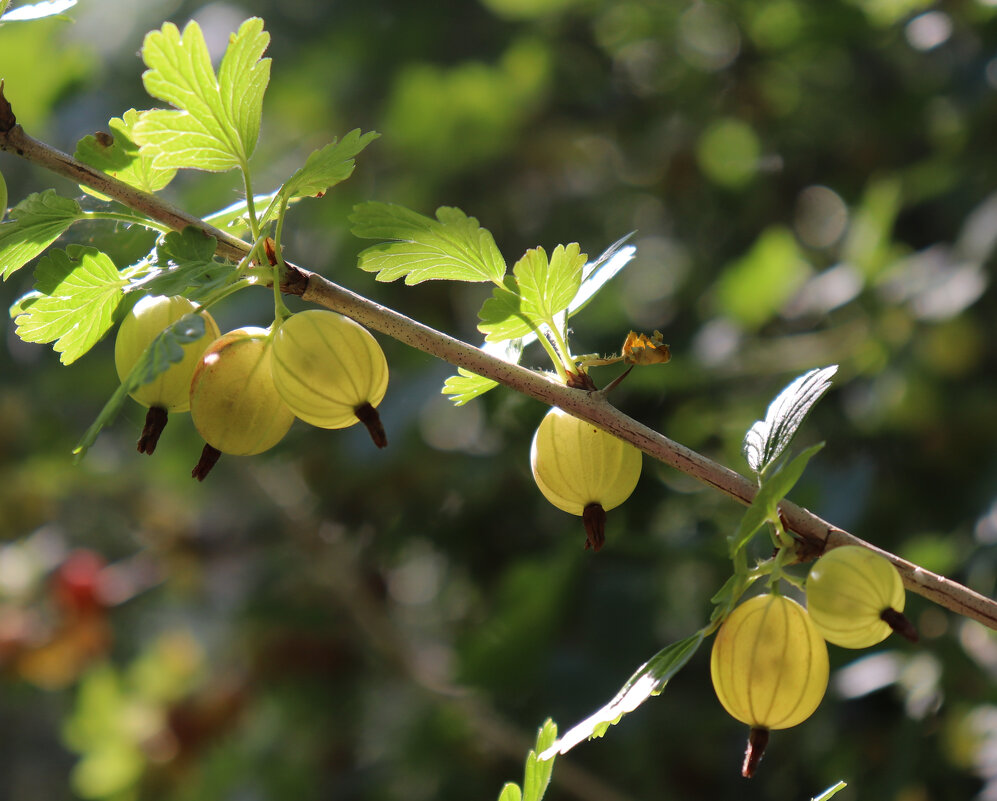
left=2, top=107, right=995, bottom=631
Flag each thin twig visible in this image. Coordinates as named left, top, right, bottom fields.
left=1, top=108, right=994, bottom=631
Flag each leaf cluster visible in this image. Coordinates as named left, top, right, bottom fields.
left=351, top=203, right=638, bottom=401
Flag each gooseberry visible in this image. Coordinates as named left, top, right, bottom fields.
left=189, top=327, right=295, bottom=479
left=806, top=545, right=916, bottom=648
left=710, top=593, right=829, bottom=777
left=114, top=294, right=220, bottom=454
left=270, top=309, right=389, bottom=447
left=529, top=407, right=642, bottom=550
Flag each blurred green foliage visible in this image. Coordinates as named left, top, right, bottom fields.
left=1, top=1, right=996, bottom=800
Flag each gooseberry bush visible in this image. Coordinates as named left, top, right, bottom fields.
left=0, top=7, right=994, bottom=800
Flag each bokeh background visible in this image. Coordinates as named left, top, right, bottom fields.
left=1, top=0, right=997, bottom=799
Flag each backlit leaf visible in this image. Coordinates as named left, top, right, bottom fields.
left=277, top=129, right=380, bottom=203
left=442, top=339, right=522, bottom=404
left=728, top=442, right=825, bottom=557
left=0, top=190, right=82, bottom=280
left=351, top=202, right=506, bottom=284
left=75, top=109, right=176, bottom=197
left=134, top=18, right=271, bottom=172
left=743, top=366, right=837, bottom=476
left=134, top=227, right=235, bottom=300
left=12, top=245, right=124, bottom=363
left=539, top=633, right=703, bottom=758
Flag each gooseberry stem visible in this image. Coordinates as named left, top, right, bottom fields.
left=742, top=727, right=769, bottom=778
left=582, top=503, right=606, bottom=551
left=192, top=443, right=222, bottom=481
left=355, top=402, right=388, bottom=449
left=242, top=165, right=261, bottom=242
left=881, top=607, right=919, bottom=643
left=270, top=195, right=294, bottom=325
left=137, top=406, right=168, bottom=455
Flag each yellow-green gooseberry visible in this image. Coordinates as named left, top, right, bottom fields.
left=270, top=309, right=389, bottom=447
left=710, top=593, right=829, bottom=777
left=806, top=545, right=916, bottom=648
left=114, top=294, right=220, bottom=454
left=189, top=327, right=295, bottom=480
left=529, top=407, right=642, bottom=550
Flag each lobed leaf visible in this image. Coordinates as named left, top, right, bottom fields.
left=134, top=18, right=271, bottom=172
left=728, top=442, right=825, bottom=557
left=0, top=190, right=82, bottom=280
left=278, top=129, right=380, bottom=203
left=478, top=278, right=536, bottom=342
left=743, top=365, right=838, bottom=476
left=75, top=109, right=177, bottom=197
left=351, top=202, right=506, bottom=284
left=73, top=313, right=207, bottom=461
left=441, top=369, right=500, bottom=405
left=134, top=227, right=235, bottom=300
left=12, top=245, right=125, bottom=364
left=539, top=633, right=703, bottom=759
left=441, top=338, right=523, bottom=405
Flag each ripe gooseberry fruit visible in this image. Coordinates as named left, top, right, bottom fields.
left=806, top=545, right=916, bottom=648
left=529, top=407, right=642, bottom=551
left=710, top=593, right=829, bottom=778
left=189, top=327, right=295, bottom=480
left=114, top=294, right=221, bottom=454
left=270, top=309, right=389, bottom=447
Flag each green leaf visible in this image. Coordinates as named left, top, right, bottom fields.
left=517, top=243, right=585, bottom=324
left=441, top=338, right=522, bottom=405
left=0, top=190, right=82, bottom=280
left=135, top=227, right=235, bottom=300
left=497, top=784, right=522, bottom=801
left=812, top=781, right=848, bottom=801
left=498, top=720, right=557, bottom=801
left=279, top=129, right=380, bottom=202
left=728, top=442, right=825, bottom=557
left=351, top=202, right=506, bottom=284
left=75, top=109, right=177, bottom=197
left=133, top=18, right=271, bottom=172
left=479, top=243, right=585, bottom=341
left=539, top=633, right=703, bottom=759
left=478, top=277, right=536, bottom=342
left=744, top=366, right=838, bottom=476
left=12, top=245, right=125, bottom=364
left=442, top=369, right=500, bottom=405
left=522, top=719, right=557, bottom=801
left=73, top=313, right=207, bottom=461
